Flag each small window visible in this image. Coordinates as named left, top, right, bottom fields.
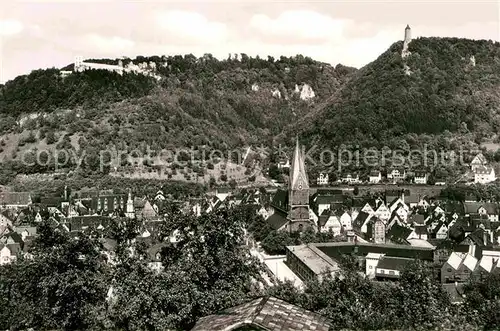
left=369, top=266, right=373, bottom=269
left=464, top=269, right=469, bottom=273
left=447, top=268, right=452, bottom=272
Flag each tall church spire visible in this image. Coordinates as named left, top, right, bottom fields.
left=290, top=137, right=309, bottom=191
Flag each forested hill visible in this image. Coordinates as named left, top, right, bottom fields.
left=0, top=55, right=356, bottom=148
left=297, top=37, right=500, bottom=148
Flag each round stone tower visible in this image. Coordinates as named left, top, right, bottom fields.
left=404, top=24, right=411, bottom=44
left=402, top=25, right=412, bottom=58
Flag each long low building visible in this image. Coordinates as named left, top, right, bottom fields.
left=286, top=244, right=340, bottom=282
left=285, top=242, right=435, bottom=282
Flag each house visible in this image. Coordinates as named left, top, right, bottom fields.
left=0, top=244, right=21, bottom=265
left=311, top=194, right=344, bottom=217
left=339, top=211, right=353, bottom=230
left=386, top=223, right=414, bottom=244
left=317, top=173, right=329, bottom=186
left=388, top=197, right=408, bottom=213
left=474, top=166, right=496, bottom=184
left=464, top=202, right=499, bottom=222
left=441, top=252, right=478, bottom=283
left=317, top=210, right=342, bottom=235
left=432, top=222, right=448, bottom=240
left=139, top=200, right=158, bottom=220
left=277, top=158, right=290, bottom=169
left=418, top=197, right=430, bottom=210
left=471, top=153, right=487, bottom=171
left=369, top=171, right=382, bottom=184
left=340, top=173, right=360, bottom=184
left=0, top=192, right=32, bottom=209
left=154, top=190, right=166, bottom=202
left=414, top=171, right=428, bottom=184
left=387, top=168, right=406, bottom=182
left=266, top=210, right=289, bottom=231
left=0, top=212, right=13, bottom=233
left=414, top=225, right=428, bottom=240
left=361, top=202, right=375, bottom=215
left=476, top=256, right=496, bottom=280
left=375, top=256, right=415, bottom=280
left=147, top=243, right=167, bottom=273
left=365, top=252, right=385, bottom=278
left=352, top=211, right=373, bottom=234
left=215, top=188, right=231, bottom=202
left=374, top=203, right=391, bottom=222
left=15, top=226, right=37, bottom=241
left=371, top=219, right=386, bottom=243
left=434, top=178, right=446, bottom=186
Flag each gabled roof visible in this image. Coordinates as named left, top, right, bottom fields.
left=464, top=202, right=499, bottom=215
left=446, top=252, right=466, bottom=270
left=431, top=221, right=447, bottom=234
left=270, top=189, right=288, bottom=212
left=190, top=296, right=331, bottom=331
left=462, top=253, right=478, bottom=271
left=462, top=228, right=493, bottom=247
left=478, top=256, right=494, bottom=272
left=267, top=211, right=288, bottom=230
left=471, top=153, right=487, bottom=165
left=14, top=226, right=37, bottom=236
left=445, top=201, right=465, bottom=215
left=352, top=211, right=371, bottom=231
left=4, top=231, right=23, bottom=244
left=376, top=256, right=414, bottom=272
left=386, top=223, right=413, bottom=244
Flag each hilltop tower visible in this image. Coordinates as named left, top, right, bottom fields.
left=287, top=137, right=312, bottom=231
left=402, top=25, right=412, bottom=58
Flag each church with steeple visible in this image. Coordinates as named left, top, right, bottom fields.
left=287, top=138, right=313, bottom=231
left=267, top=138, right=315, bottom=232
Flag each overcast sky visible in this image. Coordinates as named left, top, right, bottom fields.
left=1, top=0, right=499, bottom=83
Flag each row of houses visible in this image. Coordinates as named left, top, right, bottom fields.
left=0, top=186, right=270, bottom=268
left=316, top=169, right=437, bottom=185
left=315, top=152, right=497, bottom=186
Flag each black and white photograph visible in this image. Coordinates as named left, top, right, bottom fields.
left=0, top=0, right=499, bottom=330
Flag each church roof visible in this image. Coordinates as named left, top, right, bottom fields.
left=290, top=138, right=309, bottom=191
